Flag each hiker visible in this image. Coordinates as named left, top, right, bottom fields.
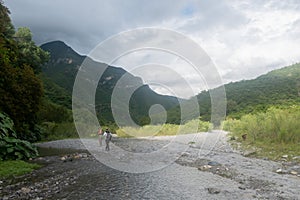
left=103, top=128, right=112, bottom=151
left=98, top=128, right=103, bottom=146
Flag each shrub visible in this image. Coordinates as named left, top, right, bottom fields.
left=0, top=137, right=38, bottom=160
left=116, top=119, right=212, bottom=138
left=0, top=112, right=38, bottom=160
left=40, top=122, right=78, bottom=140
left=223, top=106, right=300, bottom=144
left=223, top=105, right=300, bottom=159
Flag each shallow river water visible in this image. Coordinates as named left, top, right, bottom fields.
left=1, top=131, right=300, bottom=200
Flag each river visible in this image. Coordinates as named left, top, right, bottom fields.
left=1, top=131, right=300, bottom=199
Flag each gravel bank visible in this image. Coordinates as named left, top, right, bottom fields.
left=1, top=131, right=300, bottom=200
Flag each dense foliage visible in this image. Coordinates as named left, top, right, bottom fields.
left=223, top=106, right=300, bottom=159
left=40, top=41, right=180, bottom=126
left=0, top=2, right=49, bottom=142
left=224, top=106, right=300, bottom=144
left=167, top=63, right=300, bottom=125
left=0, top=112, right=38, bottom=160
left=0, top=2, right=49, bottom=160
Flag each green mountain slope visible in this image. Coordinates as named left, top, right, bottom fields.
left=40, top=41, right=180, bottom=125
left=223, top=63, right=300, bottom=118
left=167, top=63, right=300, bottom=124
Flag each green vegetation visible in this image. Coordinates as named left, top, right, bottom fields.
left=0, top=2, right=48, bottom=161
left=39, top=122, right=78, bottom=141
left=1, top=2, right=300, bottom=167
left=168, top=63, right=300, bottom=124
left=116, top=119, right=212, bottom=138
left=0, top=112, right=38, bottom=160
left=40, top=41, right=180, bottom=126
left=0, top=160, right=40, bottom=178
left=223, top=106, right=300, bottom=160
left=0, top=2, right=49, bottom=141
left=37, top=99, right=78, bottom=141
left=223, top=63, right=300, bottom=119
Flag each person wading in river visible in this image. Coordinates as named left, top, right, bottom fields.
left=98, top=128, right=103, bottom=146
left=103, top=128, right=112, bottom=151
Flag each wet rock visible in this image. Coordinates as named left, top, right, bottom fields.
left=207, top=187, right=221, bottom=194
left=81, top=153, right=88, bottom=158
left=198, top=165, right=212, bottom=171
left=238, top=185, right=246, bottom=190
left=60, top=155, right=73, bottom=162
left=21, top=187, right=31, bottom=194
left=243, top=150, right=256, bottom=157
left=207, top=161, right=221, bottom=166
left=292, top=156, right=300, bottom=160
left=290, top=171, right=298, bottom=175
left=181, top=152, right=190, bottom=157
left=275, top=168, right=288, bottom=174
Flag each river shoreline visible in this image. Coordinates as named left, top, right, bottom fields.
left=1, top=131, right=300, bottom=200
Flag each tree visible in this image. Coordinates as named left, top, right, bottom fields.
left=14, top=27, right=32, bottom=42
left=14, top=27, right=49, bottom=73
left=0, top=2, right=49, bottom=141
left=0, top=1, right=14, bottom=38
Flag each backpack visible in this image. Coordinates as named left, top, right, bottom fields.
left=106, top=132, right=112, bottom=141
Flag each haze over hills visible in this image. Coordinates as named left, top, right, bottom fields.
left=40, top=41, right=180, bottom=125
left=40, top=41, right=300, bottom=126
left=167, top=63, right=300, bottom=124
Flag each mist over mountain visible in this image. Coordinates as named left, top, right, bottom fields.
left=40, top=41, right=180, bottom=125
left=40, top=41, right=300, bottom=126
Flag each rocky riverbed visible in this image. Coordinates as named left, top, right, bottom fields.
left=1, top=131, right=300, bottom=200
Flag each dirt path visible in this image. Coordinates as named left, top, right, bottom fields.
left=1, top=131, right=300, bottom=199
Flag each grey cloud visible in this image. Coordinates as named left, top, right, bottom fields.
left=5, top=0, right=248, bottom=53
left=3, top=0, right=300, bottom=97
left=4, top=0, right=190, bottom=53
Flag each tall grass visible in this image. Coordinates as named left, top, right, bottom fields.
left=223, top=105, right=300, bottom=159
left=116, top=119, right=212, bottom=138
left=0, top=160, right=40, bottom=178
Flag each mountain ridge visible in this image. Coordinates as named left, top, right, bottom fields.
left=40, top=40, right=180, bottom=125
left=40, top=40, right=300, bottom=126
left=166, top=63, right=300, bottom=124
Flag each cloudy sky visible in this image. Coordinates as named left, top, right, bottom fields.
left=4, top=0, right=300, bottom=98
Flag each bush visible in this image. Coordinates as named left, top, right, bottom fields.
left=40, top=122, right=78, bottom=140
left=223, top=105, right=300, bottom=159
left=0, top=137, right=38, bottom=160
left=116, top=119, right=212, bottom=138
left=0, top=112, right=38, bottom=160
left=0, top=112, right=16, bottom=138
left=223, top=106, right=300, bottom=144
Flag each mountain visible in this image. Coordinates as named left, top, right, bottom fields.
left=167, top=63, right=300, bottom=124
left=40, top=41, right=180, bottom=125
left=40, top=41, right=300, bottom=126
left=222, top=64, right=300, bottom=118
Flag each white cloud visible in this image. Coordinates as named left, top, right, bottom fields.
left=4, top=0, right=300, bottom=97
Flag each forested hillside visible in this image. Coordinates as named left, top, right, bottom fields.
left=40, top=41, right=180, bottom=126
left=0, top=3, right=49, bottom=160
left=223, top=64, right=300, bottom=118
left=167, top=63, right=300, bottom=124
